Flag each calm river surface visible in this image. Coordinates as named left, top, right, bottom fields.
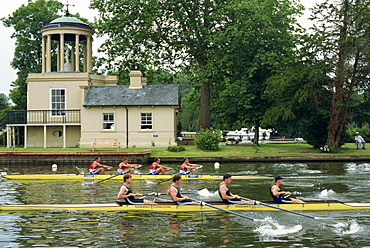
left=1, top=162, right=370, bottom=247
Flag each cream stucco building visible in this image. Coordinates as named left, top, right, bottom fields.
left=6, top=15, right=179, bottom=149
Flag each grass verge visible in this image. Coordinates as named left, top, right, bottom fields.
left=0, top=143, right=367, bottom=157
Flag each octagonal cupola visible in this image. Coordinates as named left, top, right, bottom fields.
left=40, top=14, right=94, bottom=73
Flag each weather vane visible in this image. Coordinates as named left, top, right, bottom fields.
left=64, top=0, right=75, bottom=17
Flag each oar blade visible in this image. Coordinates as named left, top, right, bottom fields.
left=188, top=197, right=256, bottom=221
left=240, top=196, right=317, bottom=220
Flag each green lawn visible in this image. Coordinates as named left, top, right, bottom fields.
left=0, top=143, right=367, bottom=157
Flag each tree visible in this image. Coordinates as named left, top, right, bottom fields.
left=0, top=93, right=11, bottom=129
left=89, top=0, right=237, bottom=130
left=263, top=0, right=370, bottom=152
left=308, top=0, right=370, bottom=152
left=210, top=0, right=303, bottom=143
left=1, top=0, right=63, bottom=110
left=91, top=0, right=304, bottom=131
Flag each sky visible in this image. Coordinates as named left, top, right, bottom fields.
left=0, top=0, right=324, bottom=98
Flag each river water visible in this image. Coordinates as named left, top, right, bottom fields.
left=1, top=162, right=370, bottom=247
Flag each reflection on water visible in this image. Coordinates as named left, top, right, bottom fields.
left=1, top=162, right=370, bottom=247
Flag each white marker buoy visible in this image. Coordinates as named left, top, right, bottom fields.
left=51, top=164, right=58, bottom=172
left=214, top=162, right=220, bottom=169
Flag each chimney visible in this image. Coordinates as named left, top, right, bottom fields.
left=129, top=65, right=142, bottom=89
left=141, top=72, right=147, bottom=85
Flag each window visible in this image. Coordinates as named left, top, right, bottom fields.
left=51, top=89, right=65, bottom=116
left=52, top=130, right=63, bottom=137
left=103, top=113, right=114, bottom=130
left=141, top=113, right=152, bottom=130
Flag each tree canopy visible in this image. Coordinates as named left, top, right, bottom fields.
left=91, top=0, right=303, bottom=131
left=263, top=0, right=370, bottom=151
left=1, top=0, right=63, bottom=110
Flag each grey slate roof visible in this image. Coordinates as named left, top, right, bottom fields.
left=83, top=85, right=179, bottom=107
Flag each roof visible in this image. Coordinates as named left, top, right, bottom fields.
left=42, top=16, right=92, bottom=30
left=83, top=85, right=180, bottom=107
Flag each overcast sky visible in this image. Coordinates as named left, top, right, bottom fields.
left=0, top=0, right=324, bottom=97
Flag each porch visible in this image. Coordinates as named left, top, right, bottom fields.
left=6, top=110, right=80, bottom=148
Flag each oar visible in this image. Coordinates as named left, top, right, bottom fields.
left=188, top=197, right=256, bottom=221
left=156, top=173, right=180, bottom=185
left=292, top=191, right=317, bottom=195
left=75, top=166, right=86, bottom=174
left=156, top=167, right=202, bottom=184
left=141, top=191, right=197, bottom=196
left=94, top=167, right=135, bottom=184
left=239, top=196, right=318, bottom=220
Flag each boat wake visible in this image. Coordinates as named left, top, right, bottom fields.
left=331, top=220, right=363, bottom=235
left=317, top=189, right=336, bottom=198
left=254, top=217, right=302, bottom=239
left=197, top=188, right=218, bottom=198
left=346, top=163, right=370, bottom=173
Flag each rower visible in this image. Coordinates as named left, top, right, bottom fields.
left=149, top=157, right=173, bottom=175
left=219, top=173, right=254, bottom=204
left=117, top=174, right=157, bottom=205
left=270, top=176, right=305, bottom=204
left=117, top=158, right=142, bottom=175
left=179, top=157, right=203, bottom=175
left=167, top=175, right=200, bottom=205
left=89, top=157, right=113, bottom=174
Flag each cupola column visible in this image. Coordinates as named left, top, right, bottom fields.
left=74, top=34, right=80, bottom=72
left=86, top=36, right=92, bottom=73
left=59, top=33, right=65, bottom=72
left=41, top=36, right=46, bottom=73
left=45, top=34, right=52, bottom=72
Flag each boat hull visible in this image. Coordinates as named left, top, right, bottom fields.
left=1, top=174, right=271, bottom=180
left=2, top=201, right=370, bottom=212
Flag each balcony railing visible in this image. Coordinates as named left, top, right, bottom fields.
left=7, top=110, right=80, bottom=125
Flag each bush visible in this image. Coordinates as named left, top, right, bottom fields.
left=194, top=129, right=222, bottom=151
left=346, top=123, right=370, bottom=142
left=167, top=146, right=186, bottom=152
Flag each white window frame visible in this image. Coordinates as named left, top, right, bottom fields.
left=141, top=113, right=152, bottom=130
left=50, top=88, right=66, bottom=116
left=103, top=113, right=115, bottom=130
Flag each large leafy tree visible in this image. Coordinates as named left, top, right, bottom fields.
left=90, top=0, right=303, bottom=131
left=1, top=0, right=63, bottom=110
left=318, top=0, right=370, bottom=152
left=263, top=0, right=370, bottom=152
left=210, top=0, right=303, bottom=141
left=0, top=93, right=11, bottom=129
left=90, top=0, right=241, bottom=130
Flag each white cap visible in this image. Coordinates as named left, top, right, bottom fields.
left=356, top=132, right=359, bottom=134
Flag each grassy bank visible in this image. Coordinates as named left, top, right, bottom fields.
left=0, top=143, right=367, bottom=157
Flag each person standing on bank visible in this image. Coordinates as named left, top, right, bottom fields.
left=89, top=157, right=113, bottom=174
left=355, top=132, right=366, bottom=150
left=218, top=173, right=254, bottom=204
left=270, top=176, right=304, bottom=204
left=117, top=174, right=157, bottom=205
left=167, top=175, right=200, bottom=205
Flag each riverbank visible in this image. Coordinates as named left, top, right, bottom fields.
left=0, top=143, right=369, bottom=163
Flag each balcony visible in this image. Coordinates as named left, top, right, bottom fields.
left=7, top=110, right=80, bottom=125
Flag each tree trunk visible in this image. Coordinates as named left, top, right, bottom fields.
left=327, top=0, right=349, bottom=152
left=197, top=57, right=211, bottom=130
left=199, top=81, right=211, bottom=130
left=254, top=125, right=260, bottom=146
